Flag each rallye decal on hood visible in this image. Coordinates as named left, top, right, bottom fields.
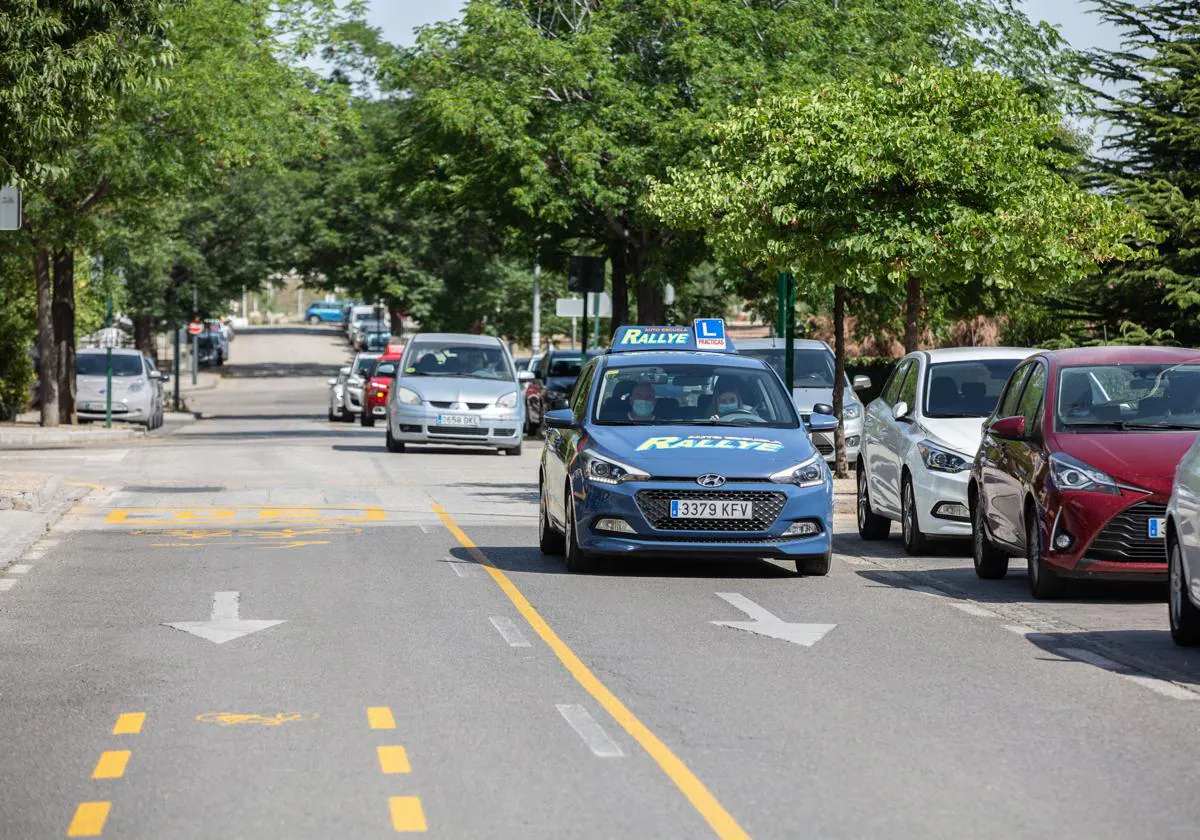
left=635, top=434, right=783, bottom=453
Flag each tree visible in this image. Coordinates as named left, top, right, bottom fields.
left=647, top=65, right=1150, bottom=474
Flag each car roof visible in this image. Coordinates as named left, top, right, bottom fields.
left=408, top=333, right=504, bottom=347
left=78, top=348, right=143, bottom=357
left=736, top=338, right=832, bottom=352
left=919, top=347, right=1036, bottom=363
left=602, top=351, right=770, bottom=370
left=1036, top=346, right=1200, bottom=366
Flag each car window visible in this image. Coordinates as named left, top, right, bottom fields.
left=881, top=360, right=911, bottom=406
left=404, top=342, right=513, bottom=381
left=1016, top=363, right=1046, bottom=429
left=570, top=361, right=597, bottom=421
left=924, top=358, right=1025, bottom=418
left=997, top=363, right=1033, bottom=418
left=897, top=361, right=919, bottom=409
left=549, top=355, right=585, bottom=378
left=740, top=347, right=836, bottom=388
left=1056, top=362, right=1200, bottom=430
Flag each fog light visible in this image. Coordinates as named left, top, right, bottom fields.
left=846, top=435, right=861, bottom=448
left=595, top=518, right=636, bottom=534
left=933, top=502, right=970, bottom=521
left=1054, top=532, right=1073, bottom=550
left=783, top=520, right=822, bottom=537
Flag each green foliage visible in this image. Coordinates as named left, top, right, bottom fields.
left=0, top=249, right=36, bottom=419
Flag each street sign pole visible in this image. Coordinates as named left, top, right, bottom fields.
left=532, top=262, right=541, bottom=353
left=104, top=297, right=114, bottom=429
left=191, top=286, right=198, bottom=386
left=173, top=324, right=181, bottom=412
left=777, top=272, right=795, bottom=391
left=581, top=290, right=589, bottom=354
left=592, top=294, right=600, bottom=347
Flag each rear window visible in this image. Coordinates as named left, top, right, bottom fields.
left=924, top=359, right=1024, bottom=418
left=549, top=356, right=585, bottom=377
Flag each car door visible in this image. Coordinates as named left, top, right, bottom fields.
left=546, top=360, right=596, bottom=526
left=864, top=359, right=911, bottom=511
left=529, top=354, right=550, bottom=426
left=1179, top=444, right=1200, bottom=601
left=1005, top=361, right=1047, bottom=550
left=874, top=359, right=918, bottom=517
left=981, top=362, right=1034, bottom=549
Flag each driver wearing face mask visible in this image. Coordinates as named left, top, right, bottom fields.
left=628, top=382, right=658, bottom=421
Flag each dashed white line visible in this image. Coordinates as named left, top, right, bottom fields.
left=1058, top=647, right=1199, bottom=701
left=556, top=704, right=625, bottom=758
left=0, top=580, right=16, bottom=591
left=23, top=551, right=44, bottom=561
left=489, top=616, right=531, bottom=648
left=8, top=565, right=30, bottom=574
left=949, top=602, right=998, bottom=618
left=906, top=585, right=944, bottom=598
left=1004, top=625, right=1036, bottom=636
left=446, top=559, right=474, bottom=578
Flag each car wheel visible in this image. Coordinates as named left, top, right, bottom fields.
left=328, top=407, right=336, bottom=422
left=1169, top=538, right=1200, bottom=646
left=503, top=442, right=523, bottom=457
left=360, top=411, right=375, bottom=428
left=563, top=490, right=596, bottom=573
left=1026, top=505, right=1065, bottom=599
left=972, top=494, right=1008, bottom=579
left=309, top=315, right=320, bottom=325
left=901, top=478, right=932, bottom=556
left=796, top=550, right=832, bottom=576
left=539, top=479, right=565, bottom=555
left=385, top=425, right=405, bottom=453
left=856, top=465, right=891, bottom=540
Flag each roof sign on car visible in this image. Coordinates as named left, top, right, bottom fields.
left=609, top=320, right=735, bottom=354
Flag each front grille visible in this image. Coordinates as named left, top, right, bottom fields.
left=493, top=428, right=516, bottom=437
left=634, top=534, right=798, bottom=544
left=429, top=401, right=491, bottom=410
left=467, top=402, right=489, bottom=410
left=813, top=437, right=834, bottom=456
left=635, top=490, right=786, bottom=532
left=1085, top=501, right=1168, bottom=563
left=430, top=401, right=453, bottom=409
left=429, top=426, right=489, bottom=437
left=399, top=425, right=421, bottom=433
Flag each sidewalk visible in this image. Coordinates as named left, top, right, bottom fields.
left=0, top=422, right=145, bottom=447
left=0, top=472, right=87, bottom=571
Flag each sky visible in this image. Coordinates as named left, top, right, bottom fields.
left=365, top=1, right=1125, bottom=52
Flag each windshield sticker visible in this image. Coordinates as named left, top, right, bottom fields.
left=635, top=435, right=783, bottom=453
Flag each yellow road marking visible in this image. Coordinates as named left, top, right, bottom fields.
left=433, top=503, right=750, bottom=840
left=105, top=507, right=387, bottom=526
left=67, top=801, right=110, bottom=837
left=112, top=713, right=145, bottom=735
left=91, top=751, right=131, bottom=780
left=388, top=796, right=427, bottom=833
left=196, top=712, right=315, bottom=727
left=367, top=706, right=396, bottom=730
left=377, top=745, right=412, bottom=774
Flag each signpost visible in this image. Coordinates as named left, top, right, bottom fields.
left=568, top=256, right=606, bottom=353
left=0, top=186, right=20, bottom=231
left=101, top=298, right=117, bottom=428
left=776, top=272, right=796, bottom=391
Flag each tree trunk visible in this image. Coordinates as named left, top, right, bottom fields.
left=53, top=248, right=77, bottom=425
left=904, top=274, right=921, bottom=353
left=134, top=314, right=155, bottom=358
left=635, top=279, right=665, bottom=325
left=36, top=248, right=59, bottom=427
left=608, top=240, right=629, bottom=334
left=833, top=285, right=848, bottom=478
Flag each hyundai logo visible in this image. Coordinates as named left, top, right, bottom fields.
left=697, top=474, right=727, bottom=488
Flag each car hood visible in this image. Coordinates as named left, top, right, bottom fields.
left=402, top=375, right=519, bottom=403
left=1054, top=431, right=1200, bottom=495
left=791, top=386, right=858, bottom=413
left=917, top=417, right=987, bottom=458
left=588, top=424, right=817, bottom=478
left=77, top=375, right=139, bottom=397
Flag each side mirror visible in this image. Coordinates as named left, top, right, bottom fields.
left=853, top=375, right=872, bottom=392
left=548, top=398, right=570, bottom=411
left=808, top=413, right=838, bottom=432
left=158, top=372, right=171, bottom=383
left=892, top=401, right=910, bottom=421
left=989, top=415, right=1027, bottom=439
left=812, top=403, right=835, bottom=416
left=544, top=408, right=576, bottom=429
left=327, top=378, right=337, bottom=386
left=518, top=370, right=535, bottom=383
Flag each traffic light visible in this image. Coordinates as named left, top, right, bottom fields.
left=568, top=256, right=606, bottom=293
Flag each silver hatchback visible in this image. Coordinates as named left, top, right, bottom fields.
left=76, top=348, right=167, bottom=428
left=384, top=333, right=532, bottom=455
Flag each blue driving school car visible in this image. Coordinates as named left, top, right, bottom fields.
left=538, top=320, right=838, bottom=574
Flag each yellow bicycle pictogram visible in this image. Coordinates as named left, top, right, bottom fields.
left=196, top=712, right=317, bottom=727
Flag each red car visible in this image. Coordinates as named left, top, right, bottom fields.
left=360, top=353, right=403, bottom=428
left=969, top=346, right=1200, bottom=598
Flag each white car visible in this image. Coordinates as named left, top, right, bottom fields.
left=327, top=365, right=351, bottom=422
left=857, top=347, right=1034, bottom=554
left=76, top=348, right=168, bottom=429
left=738, top=338, right=871, bottom=464
left=1166, top=438, right=1200, bottom=645
left=344, top=352, right=381, bottom=419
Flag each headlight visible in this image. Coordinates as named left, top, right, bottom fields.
left=842, top=403, right=861, bottom=420
left=497, top=391, right=518, bottom=409
left=1049, top=452, right=1119, bottom=495
left=769, top=454, right=827, bottom=488
left=395, top=387, right=422, bottom=406
left=917, top=440, right=970, bottom=473
left=128, top=379, right=146, bottom=393
left=583, top=451, right=649, bottom=485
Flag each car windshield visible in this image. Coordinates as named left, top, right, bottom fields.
left=593, top=363, right=799, bottom=427
left=549, top=355, right=586, bottom=377
left=77, top=354, right=143, bottom=377
left=740, top=348, right=837, bottom=388
left=404, top=343, right=513, bottom=381
left=352, top=356, right=380, bottom=377
left=1056, top=363, right=1200, bottom=430
left=925, top=359, right=1024, bottom=418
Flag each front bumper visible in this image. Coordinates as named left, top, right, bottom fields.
left=77, top=394, right=152, bottom=422
left=1042, top=491, right=1168, bottom=579
left=910, top=463, right=971, bottom=537
left=345, top=387, right=364, bottom=413
left=573, top=478, right=833, bottom=559
left=389, top=404, right=523, bottom=448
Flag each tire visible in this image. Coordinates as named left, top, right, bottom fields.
left=342, top=410, right=356, bottom=423
left=856, top=464, right=891, bottom=540
left=361, top=411, right=375, bottom=428
left=501, top=442, right=523, bottom=457
left=385, top=425, right=405, bottom=453
left=539, top=479, right=565, bottom=555
left=972, top=492, right=1009, bottom=579
left=328, top=407, right=336, bottom=422
left=901, top=478, right=932, bottom=555
left=309, top=315, right=320, bottom=325
left=796, top=550, right=832, bottom=576
left=563, top=491, right=597, bottom=573
left=1169, top=538, right=1200, bottom=646
left=1026, top=505, right=1065, bottom=599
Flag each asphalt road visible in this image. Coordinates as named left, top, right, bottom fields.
left=1, top=325, right=1198, bottom=839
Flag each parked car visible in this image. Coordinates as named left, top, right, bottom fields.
left=352, top=318, right=387, bottom=350
left=344, top=352, right=382, bottom=420
left=195, top=331, right=228, bottom=367
left=362, top=328, right=392, bottom=353
left=328, top=365, right=351, bottom=421
left=76, top=348, right=167, bottom=428
left=1166, top=437, right=1200, bottom=645
left=738, top=338, right=871, bottom=464
left=345, top=304, right=377, bottom=342
left=525, top=348, right=602, bottom=435
left=384, top=333, right=531, bottom=454
left=969, top=346, right=1200, bottom=598
left=857, top=347, right=1034, bottom=553
left=361, top=353, right=403, bottom=427
left=306, top=301, right=345, bottom=324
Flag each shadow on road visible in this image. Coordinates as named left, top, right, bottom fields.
left=1020, top=629, right=1200, bottom=692
left=449, top=544, right=796, bottom=579
left=220, top=362, right=347, bottom=379
left=446, top=482, right=539, bottom=504
left=855, top=566, right=1166, bottom=606
left=235, top=325, right=344, bottom=337
left=833, top=531, right=972, bottom=559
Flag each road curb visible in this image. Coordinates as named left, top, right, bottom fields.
left=0, top=485, right=89, bottom=572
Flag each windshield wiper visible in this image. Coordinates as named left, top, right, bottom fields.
left=1118, top=421, right=1200, bottom=431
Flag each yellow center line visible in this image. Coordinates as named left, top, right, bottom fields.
left=432, top=503, right=750, bottom=840
left=91, top=751, right=131, bottom=780
left=388, top=796, right=428, bottom=833
left=377, top=745, right=412, bottom=774
left=67, top=802, right=110, bottom=837
left=112, top=713, right=145, bottom=735
left=367, top=706, right=397, bottom=730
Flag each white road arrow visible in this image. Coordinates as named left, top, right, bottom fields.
left=164, top=591, right=286, bottom=645
left=710, top=593, right=836, bottom=647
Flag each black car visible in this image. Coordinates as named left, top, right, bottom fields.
left=195, top=332, right=227, bottom=367
left=525, top=348, right=601, bottom=435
